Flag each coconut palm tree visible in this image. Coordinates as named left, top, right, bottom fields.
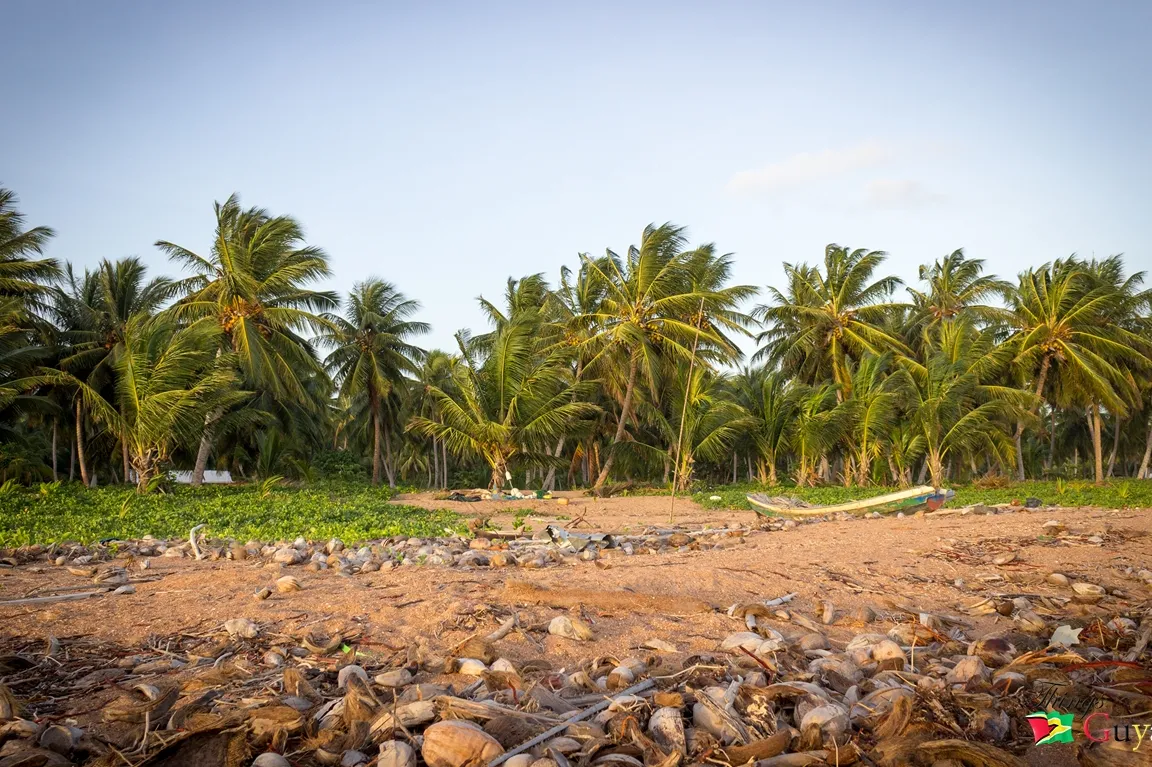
left=321, top=279, right=428, bottom=487
left=907, top=249, right=1011, bottom=346
left=156, top=194, right=337, bottom=485
left=651, top=367, right=751, bottom=491
left=754, top=245, right=908, bottom=395
left=577, top=223, right=746, bottom=492
left=55, top=258, right=174, bottom=481
left=842, top=353, right=903, bottom=485
left=1007, top=258, right=1150, bottom=482
left=0, top=187, right=58, bottom=312
left=51, top=316, right=248, bottom=491
left=899, top=331, right=1028, bottom=487
left=790, top=382, right=848, bottom=486
left=414, top=349, right=462, bottom=489
left=740, top=367, right=795, bottom=485
left=409, top=317, right=598, bottom=490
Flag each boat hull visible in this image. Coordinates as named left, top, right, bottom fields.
left=747, top=486, right=954, bottom=518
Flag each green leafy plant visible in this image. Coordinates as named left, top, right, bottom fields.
left=259, top=475, right=284, bottom=499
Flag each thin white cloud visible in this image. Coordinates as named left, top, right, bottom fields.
left=865, top=178, right=945, bottom=208
left=727, top=140, right=891, bottom=195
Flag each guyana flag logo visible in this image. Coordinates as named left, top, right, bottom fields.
left=1026, top=710, right=1075, bottom=744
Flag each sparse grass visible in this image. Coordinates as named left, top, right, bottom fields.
left=0, top=482, right=463, bottom=546
left=512, top=507, right=536, bottom=532
left=692, top=480, right=1152, bottom=512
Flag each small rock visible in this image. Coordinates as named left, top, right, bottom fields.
left=273, top=548, right=302, bottom=565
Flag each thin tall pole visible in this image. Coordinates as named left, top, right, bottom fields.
left=670, top=298, right=706, bottom=524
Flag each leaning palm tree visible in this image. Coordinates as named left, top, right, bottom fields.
left=46, top=316, right=248, bottom=491
left=321, top=279, right=428, bottom=487
left=755, top=245, right=908, bottom=395
left=578, top=223, right=746, bottom=492
left=409, top=318, right=598, bottom=489
left=56, top=258, right=174, bottom=480
left=156, top=194, right=337, bottom=485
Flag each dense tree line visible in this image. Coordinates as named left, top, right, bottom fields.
left=1, top=188, right=1150, bottom=493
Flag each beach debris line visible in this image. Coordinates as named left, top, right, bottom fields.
left=0, top=572, right=1148, bottom=766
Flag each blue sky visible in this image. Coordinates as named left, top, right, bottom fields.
left=4, top=1, right=1150, bottom=355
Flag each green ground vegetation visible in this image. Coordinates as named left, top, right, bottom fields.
left=692, top=479, right=1152, bottom=512
left=0, top=482, right=462, bottom=547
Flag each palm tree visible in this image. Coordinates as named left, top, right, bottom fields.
left=0, top=187, right=58, bottom=312
left=652, top=368, right=750, bottom=491
left=414, top=349, right=461, bottom=489
left=843, top=353, right=903, bottom=485
left=578, top=223, right=748, bottom=492
left=755, top=245, right=908, bottom=394
left=1008, top=258, right=1150, bottom=482
left=907, top=249, right=1010, bottom=346
left=741, top=367, right=795, bottom=485
left=899, top=331, right=1027, bottom=487
left=156, top=194, right=337, bottom=485
left=65, top=316, right=248, bottom=491
left=56, top=258, right=174, bottom=481
left=790, top=383, right=847, bottom=486
left=321, top=280, right=428, bottom=487
left=409, top=318, right=597, bottom=489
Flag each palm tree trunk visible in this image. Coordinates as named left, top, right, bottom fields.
left=51, top=421, right=58, bottom=481
left=731, top=451, right=737, bottom=484
left=1045, top=410, right=1057, bottom=472
left=383, top=424, right=396, bottom=488
left=431, top=436, right=439, bottom=490
left=371, top=405, right=383, bottom=486
left=928, top=452, right=944, bottom=488
left=1106, top=415, right=1122, bottom=478
left=69, top=434, right=75, bottom=481
left=1091, top=403, right=1105, bottom=485
left=122, top=440, right=131, bottom=485
left=1015, top=355, right=1052, bottom=480
left=191, top=407, right=223, bottom=487
left=593, top=355, right=638, bottom=491
left=543, top=436, right=564, bottom=491
left=441, top=439, right=448, bottom=489
left=75, top=401, right=90, bottom=488
left=1138, top=415, right=1152, bottom=479
left=768, top=457, right=778, bottom=485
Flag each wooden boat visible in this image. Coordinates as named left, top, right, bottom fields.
left=746, top=485, right=954, bottom=518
